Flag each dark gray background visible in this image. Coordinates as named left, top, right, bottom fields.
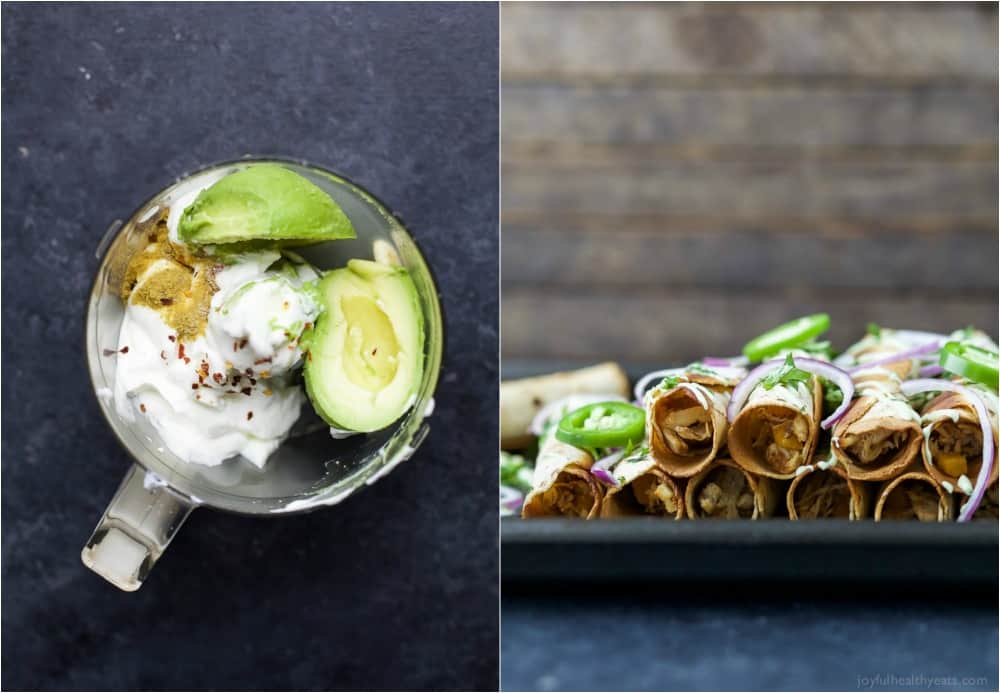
left=2, top=3, right=498, bottom=691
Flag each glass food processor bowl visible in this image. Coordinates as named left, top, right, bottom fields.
left=82, top=158, right=443, bottom=591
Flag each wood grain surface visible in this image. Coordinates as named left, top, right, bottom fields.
left=501, top=1, right=999, bottom=363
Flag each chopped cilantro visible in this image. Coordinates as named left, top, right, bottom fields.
left=866, top=323, right=881, bottom=339
left=761, top=354, right=812, bottom=390
left=659, top=375, right=683, bottom=390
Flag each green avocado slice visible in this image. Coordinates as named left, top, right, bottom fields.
left=178, top=164, right=355, bottom=245
left=304, top=259, right=424, bottom=432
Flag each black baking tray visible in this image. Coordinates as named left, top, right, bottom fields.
left=501, top=361, right=1000, bottom=589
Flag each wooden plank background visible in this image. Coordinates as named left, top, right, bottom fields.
left=501, top=2, right=999, bottom=366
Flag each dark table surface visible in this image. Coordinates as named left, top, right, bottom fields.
left=1, top=3, right=498, bottom=691
left=502, top=592, right=999, bottom=692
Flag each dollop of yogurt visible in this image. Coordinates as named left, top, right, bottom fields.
left=113, top=247, right=321, bottom=468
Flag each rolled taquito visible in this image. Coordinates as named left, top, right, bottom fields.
left=919, top=384, right=999, bottom=495
left=600, top=449, right=685, bottom=519
left=832, top=370, right=922, bottom=482
left=500, top=362, right=630, bottom=449
left=521, top=434, right=603, bottom=519
left=684, top=458, right=779, bottom=519
left=786, top=461, right=871, bottom=520
left=873, top=471, right=953, bottom=521
left=645, top=367, right=742, bottom=478
left=834, top=330, right=921, bottom=381
left=728, top=376, right=822, bottom=479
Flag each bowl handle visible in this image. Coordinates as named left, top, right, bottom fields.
left=81, top=464, right=196, bottom=591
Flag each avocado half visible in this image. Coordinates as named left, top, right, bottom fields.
left=304, top=259, right=424, bottom=432
left=178, top=164, right=355, bottom=245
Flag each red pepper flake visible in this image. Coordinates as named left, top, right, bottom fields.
left=191, top=383, right=199, bottom=390
left=160, top=298, right=173, bottom=306
left=233, top=340, right=239, bottom=353
left=244, top=368, right=253, bottom=377
left=178, top=343, right=186, bottom=360
left=246, top=411, right=254, bottom=421
left=254, top=357, right=272, bottom=365
left=168, top=335, right=176, bottom=343
left=240, top=387, right=252, bottom=396
left=139, top=403, right=147, bottom=413
left=119, top=346, right=129, bottom=354
left=213, top=373, right=224, bottom=384
left=371, top=348, right=378, bottom=356
left=237, top=338, right=249, bottom=350
left=195, top=394, right=201, bottom=400
left=160, top=350, right=167, bottom=360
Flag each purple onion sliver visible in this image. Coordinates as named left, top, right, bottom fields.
left=848, top=341, right=941, bottom=375
left=591, top=467, right=619, bottom=487
left=919, top=364, right=945, bottom=377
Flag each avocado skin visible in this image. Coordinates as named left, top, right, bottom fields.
left=178, top=164, right=356, bottom=245
left=304, top=260, right=424, bottom=433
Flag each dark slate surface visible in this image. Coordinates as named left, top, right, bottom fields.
left=1, top=3, right=498, bottom=691
left=502, top=594, right=999, bottom=692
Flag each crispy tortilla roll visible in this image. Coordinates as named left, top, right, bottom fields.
left=522, top=435, right=603, bottom=518
left=919, top=388, right=999, bottom=494
left=874, top=471, right=954, bottom=521
left=786, top=465, right=870, bottom=520
left=832, top=370, right=922, bottom=482
left=600, top=452, right=685, bottom=519
left=500, top=362, right=630, bottom=449
left=728, top=377, right=822, bottom=479
left=973, top=482, right=999, bottom=520
left=837, top=331, right=920, bottom=380
left=684, top=458, right=778, bottom=519
left=646, top=370, right=739, bottom=479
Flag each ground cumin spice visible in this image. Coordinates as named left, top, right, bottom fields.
left=120, top=212, right=219, bottom=340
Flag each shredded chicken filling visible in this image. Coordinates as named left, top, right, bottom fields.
left=929, top=420, right=981, bottom=478
left=658, top=405, right=712, bottom=456
left=538, top=472, right=595, bottom=518
left=792, top=473, right=851, bottom=518
left=881, top=480, right=942, bottom=521
left=694, top=467, right=755, bottom=519
left=631, top=474, right=679, bottom=516
left=749, top=411, right=808, bottom=474
left=842, top=429, right=911, bottom=468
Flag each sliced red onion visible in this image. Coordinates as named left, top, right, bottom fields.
left=590, top=449, right=625, bottom=487
left=633, top=368, right=686, bottom=403
left=528, top=393, right=627, bottom=436
left=727, top=357, right=854, bottom=430
left=848, top=341, right=941, bottom=374
left=894, top=330, right=949, bottom=345
left=500, top=485, right=524, bottom=512
left=919, top=364, right=945, bottom=377
left=703, top=355, right=750, bottom=368
left=901, top=379, right=995, bottom=522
